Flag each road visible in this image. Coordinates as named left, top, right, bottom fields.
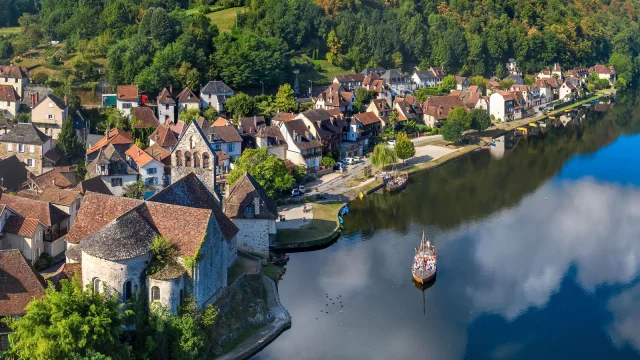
left=308, top=158, right=371, bottom=197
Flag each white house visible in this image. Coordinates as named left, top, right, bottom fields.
left=157, top=87, right=176, bottom=125
left=200, top=81, right=234, bottom=113
left=204, top=123, right=243, bottom=165
left=315, top=83, right=354, bottom=112
left=0, top=65, right=29, bottom=98
left=116, top=85, right=139, bottom=116
left=177, top=87, right=200, bottom=111
left=381, top=69, right=413, bottom=92
left=506, top=58, right=522, bottom=76
left=552, top=63, right=563, bottom=79
left=489, top=91, right=523, bottom=123
left=125, top=145, right=165, bottom=192
left=87, top=143, right=138, bottom=196
left=588, top=65, right=616, bottom=84
left=0, top=85, right=20, bottom=118
left=279, top=119, right=322, bottom=169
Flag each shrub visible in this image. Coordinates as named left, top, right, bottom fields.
left=33, top=72, right=49, bottom=85
left=34, top=252, right=52, bottom=270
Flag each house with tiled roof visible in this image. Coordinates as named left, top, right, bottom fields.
left=489, top=91, right=524, bottom=122
left=237, top=115, right=267, bottom=151
left=0, top=123, right=55, bottom=176
left=126, top=144, right=165, bottom=190
left=552, top=63, right=563, bottom=79
left=65, top=189, right=238, bottom=314
left=506, top=58, right=522, bottom=76
left=0, top=249, right=45, bottom=349
left=87, top=143, right=139, bottom=196
left=0, top=192, right=71, bottom=262
left=315, top=83, right=355, bottom=112
left=333, top=73, right=366, bottom=91
left=588, top=64, right=616, bottom=84
left=204, top=122, right=243, bottom=165
left=0, top=65, right=29, bottom=98
left=278, top=119, right=322, bottom=168
left=31, top=93, right=69, bottom=140
left=116, top=85, right=139, bottom=116
left=156, top=87, right=176, bottom=125
left=223, top=172, right=277, bottom=258
left=0, top=84, right=20, bottom=118
left=344, top=112, right=381, bottom=157
left=366, top=98, right=392, bottom=125
left=176, top=87, right=200, bottom=111
left=255, top=126, right=287, bottom=160
left=213, top=117, right=233, bottom=127
left=295, top=109, right=344, bottom=154
left=422, top=95, right=466, bottom=127
left=149, top=124, right=178, bottom=150
left=567, top=66, right=589, bottom=78
left=0, top=155, right=31, bottom=192
left=508, top=84, right=542, bottom=107
left=537, top=68, right=553, bottom=79
left=454, top=76, right=470, bottom=90
left=200, top=80, right=234, bottom=113
left=85, top=128, right=133, bottom=162
left=270, top=112, right=297, bottom=127
left=131, top=106, right=161, bottom=130
left=74, top=177, right=113, bottom=196
left=393, top=97, right=422, bottom=123
left=534, top=79, right=554, bottom=104
left=381, top=69, right=412, bottom=92
left=559, top=77, right=580, bottom=100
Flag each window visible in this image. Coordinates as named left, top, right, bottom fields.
left=3, top=77, right=6, bottom=82
left=123, top=280, right=132, bottom=301
left=111, top=178, right=123, bottom=187
left=184, top=151, right=192, bottom=167
left=151, top=286, right=160, bottom=301
left=175, top=150, right=182, bottom=166
left=48, top=103, right=53, bottom=108
left=29, top=145, right=34, bottom=153
left=93, top=278, right=102, bottom=293
left=189, top=136, right=195, bottom=149
left=193, top=152, right=200, bottom=167
left=245, top=204, right=254, bottom=214
left=18, top=144, right=24, bottom=152
left=122, top=103, right=132, bottom=109
left=165, top=104, right=169, bottom=110
left=145, top=177, right=158, bottom=186
left=147, top=168, right=157, bottom=175
left=14, top=78, right=17, bottom=83
left=213, top=144, right=221, bottom=151
left=47, top=114, right=54, bottom=119
left=26, top=159, right=34, bottom=167
left=7, top=143, right=11, bottom=151
left=0, top=333, right=9, bottom=351
left=227, top=143, right=235, bottom=152
left=202, top=153, right=210, bottom=168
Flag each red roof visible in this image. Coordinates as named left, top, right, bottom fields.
left=130, top=106, right=160, bottom=129
left=0, top=250, right=45, bottom=316
left=126, top=144, right=156, bottom=167
left=0, top=84, right=20, bottom=101
left=354, top=112, right=382, bottom=125
left=86, top=128, right=133, bottom=155
left=3, top=216, right=40, bottom=237
left=213, top=117, right=232, bottom=127
left=149, top=124, right=178, bottom=148
left=117, top=85, right=138, bottom=101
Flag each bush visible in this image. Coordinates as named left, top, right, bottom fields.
left=321, top=156, right=336, bottom=167
left=33, top=72, right=49, bottom=85
left=34, top=252, right=52, bottom=270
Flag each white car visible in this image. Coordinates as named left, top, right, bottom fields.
left=387, top=140, right=397, bottom=147
left=353, top=156, right=362, bottom=163
left=291, top=188, right=301, bottom=196
left=298, top=185, right=305, bottom=193
left=344, top=157, right=355, bottom=165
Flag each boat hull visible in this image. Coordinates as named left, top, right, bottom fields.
left=386, top=178, right=408, bottom=192
left=412, top=270, right=436, bottom=284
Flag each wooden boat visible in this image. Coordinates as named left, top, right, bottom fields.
left=385, top=163, right=408, bottom=192
left=412, top=232, right=437, bottom=284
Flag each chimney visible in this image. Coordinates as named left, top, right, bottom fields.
left=292, top=130, right=296, bottom=140
left=254, top=115, right=258, bottom=128
left=169, top=85, right=173, bottom=95
left=254, top=197, right=260, bottom=215
left=53, top=178, right=56, bottom=187
left=35, top=92, right=39, bottom=104
left=57, top=192, right=60, bottom=201
left=64, top=96, right=68, bottom=106
left=31, top=94, right=35, bottom=107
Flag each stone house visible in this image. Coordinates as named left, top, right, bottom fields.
left=86, top=128, right=133, bottom=162
left=177, top=87, right=200, bottom=111
left=87, top=144, right=139, bottom=196
left=0, top=65, right=29, bottom=98
left=0, top=249, right=45, bottom=350
left=0, top=123, right=54, bottom=176
left=65, top=189, right=238, bottom=315
left=157, top=87, right=176, bottom=125
left=0, top=193, right=71, bottom=262
left=506, top=58, right=522, bottom=76
left=223, top=173, right=277, bottom=259
left=588, top=64, right=616, bottom=84
left=126, top=144, right=165, bottom=191
left=422, top=95, right=466, bottom=127
left=200, top=81, right=234, bottom=113
left=0, top=84, right=20, bottom=118
left=332, top=73, right=365, bottom=91
left=116, top=85, right=139, bottom=116
left=31, top=94, right=69, bottom=140
left=295, top=109, right=344, bottom=154
left=279, top=119, right=322, bottom=169
left=170, top=120, right=219, bottom=195
left=149, top=124, right=179, bottom=151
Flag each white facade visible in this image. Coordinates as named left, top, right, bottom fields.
left=158, top=103, right=175, bottom=125
left=100, top=174, right=138, bottom=196
left=0, top=99, right=19, bottom=118
left=117, top=100, right=138, bottom=117
left=82, top=251, right=150, bottom=302
left=139, top=160, right=165, bottom=191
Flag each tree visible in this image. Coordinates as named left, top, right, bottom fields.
left=498, top=78, right=514, bottom=90
left=469, top=76, right=487, bottom=95
left=469, top=108, right=491, bottom=131
left=439, top=74, right=457, bottom=92
left=354, top=87, right=375, bottom=104
left=203, top=107, right=218, bottom=122
left=274, top=83, right=298, bottom=112
left=441, top=116, right=467, bottom=143
left=395, top=133, right=415, bottom=163
left=388, top=110, right=399, bottom=127
left=4, top=276, right=130, bottom=360
left=321, top=156, right=336, bottom=167
left=58, top=117, right=82, bottom=158
left=227, top=148, right=294, bottom=198
left=225, top=93, right=256, bottom=119
left=178, top=108, right=201, bottom=125
left=33, top=72, right=49, bottom=85
left=447, top=107, right=471, bottom=130
left=495, top=63, right=507, bottom=78
left=370, top=143, right=397, bottom=169
left=123, top=179, right=152, bottom=199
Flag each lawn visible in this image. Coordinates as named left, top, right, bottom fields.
left=0, top=27, right=20, bottom=36
left=275, top=203, right=343, bottom=244
left=207, top=7, right=244, bottom=32
left=293, top=54, right=354, bottom=87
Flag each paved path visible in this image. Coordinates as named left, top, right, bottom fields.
left=276, top=204, right=313, bottom=229
left=310, top=159, right=371, bottom=196
left=215, top=277, right=291, bottom=360
left=402, top=145, right=457, bottom=167
left=411, top=134, right=443, bottom=146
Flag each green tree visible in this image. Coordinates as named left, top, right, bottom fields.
left=469, top=108, right=491, bottom=131
left=178, top=108, right=201, bottom=125
left=370, top=143, right=397, bottom=169
left=227, top=148, right=294, bottom=198
left=123, top=179, right=152, bottom=199
left=495, top=63, right=507, bottom=78
left=203, top=107, right=219, bottom=122
left=395, top=132, right=415, bottom=163
left=447, top=107, right=472, bottom=130
left=469, top=76, right=487, bottom=94
left=274, top=83, right=298, bottom=112
left=58, top=118, right=82, bottom=158
left=440, top=75, right=457, bottom=92
left=4, top=276, right=130, bottom=360
left=321, top=156, right=336, bottom=167
left=225, top=93, right=256, bottom=119
left=354, top=87, right=375, bottom=104
left=498, top=78, right=515, bottom=90
left=388, top=110, right=399, bottom=127
left=442, top=117, right=466, bottom=143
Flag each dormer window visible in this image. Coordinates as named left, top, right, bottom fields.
left=245, top=204, right=254, bottom=214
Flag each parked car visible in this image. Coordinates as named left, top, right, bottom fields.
left=333, top=163, right=343, bottom=171
left=298, top=185, right=305, bottom=193
left=344, top=157, right=355, bottom=165
left=291, top=188, right=301, bottom=196
left=354, top=156, right=363, bottom=163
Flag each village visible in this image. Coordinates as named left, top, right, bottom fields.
left=0, top=58, right=617, bottom=357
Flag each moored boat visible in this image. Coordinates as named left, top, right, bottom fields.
left=412, top=232, right=437, bottom=284
left=386, top=173, right=408, bottom=192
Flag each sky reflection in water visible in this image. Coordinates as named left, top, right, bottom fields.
left=257, top=115, right=640, bottom=360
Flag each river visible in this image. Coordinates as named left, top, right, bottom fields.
left=256, top=97, right=640, bottom=359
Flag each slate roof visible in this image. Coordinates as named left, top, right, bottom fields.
left=0, top=155, right=30, bottom=191
left=256, top=126, right=285, bottom=141
left=34, top=94, right=67, bottom=111
left=371, top=99, right=391, bottom=111
left=224, top=172, right=278, bottom=220
left=354, top=112, right=381, bottom=125
left=0, top=250, right=45, bottom=316
left=334, top=73, right=365, bottom=83
left=283, top=119, right=323, bottom=150
left=117, top=85, right=138, bottom=101
left=201, top=81, right=234, bottom=94
left=148, top=259, right=187, bottom=280
left=86, top=128, right=133, bottom=156
left=149, top=173, right=239, bottom=241
left=74, top=177, right=113, bottom=196
left=0, top=84, right=19, bottom=102
left=87, top=143, right=138, bottom=178
left=0, top=118, right=16, bottom=132
left=126, top=144, right=156, bottom=167
left=177, top=87, right=199, bottom=103
left=157, top=88, right=176, bottom=105
left=0, top=193, right=69, bottom=227
left=0, top=123, right=50, bottom=145
left=299, top=109, right=333, bottom=122
left=149, top=124, right=178, bottom=148
left=239, top=116, right=266, bottom=134
left=131, top=106, right=160, bottom=129
left=414, top=70, right=436, bottom=80
left=65, top=245, right=82, bottom=262
left=207, top=125, right=243, bottom=143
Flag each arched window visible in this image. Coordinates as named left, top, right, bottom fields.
left=175, top=150, right=182, bottom=166
left=193, top=152, right=200, bottom=168
left=189, top=136, right=195, bottom=149
left=151, top=286, right=160, bottom=301
left=123, top=280, right=132, bottom=301
left=93, top=278, right=101, bottom=293
left=202, top=153, right=210, bottom=169
left=245, top=204, right=254, bottom=214
left=184, top=151, right=192, bottom=167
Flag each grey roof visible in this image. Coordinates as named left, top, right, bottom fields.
left=201, top=81, right=234, bottom=94
left=224, top=172, right=278, bottom=220
left=283, top=119, right=323, bottom=150
left=87, top=144, right=138, bottom=178
left=34, top=94, right=68, bottom=110
left=382, top=69, right=408, bottom=83
left=80, top=208, right=157, bottom=261
left=415, top=70, right=436, bottom=80
left=299, top=109, right=333, bottom=122
left=506, top=74, right=524, bottom=85
left=0, top=156, right=29, bottom=191
left=75, top=177, right=113, bottom=196
left=65, top=245, right=82, bottom=262
left=206, top=125, right=243, bottom=143
left=0, top=123, right=50, bottom=145
left=85, top=134, right=104, bottom=150
left=238, top=116, right=266, bottom=134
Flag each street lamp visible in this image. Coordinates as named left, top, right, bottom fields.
left=260, top=81, right=264, bottom=96
left=309, top=80, right=313, bottom=98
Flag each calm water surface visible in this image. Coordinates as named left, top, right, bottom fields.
left=257, top=99, right=640, bottom=359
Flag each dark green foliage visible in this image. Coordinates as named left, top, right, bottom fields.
left=123, top=180, right=152, bottom=199
left=225, top=93, right=256, bottom=119
left=470, top=108, right=491, bottom=131
left=395, top=139, right=415, bottom=163
left=321, top=156, right=336, bottom=167
left=58, top=117, right=82, bottom=158
left=228, top=147, right=294, bottom=198
left=0, top=41, right=13, bottom=59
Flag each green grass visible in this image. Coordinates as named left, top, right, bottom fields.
left=312, top=59, right=353, bottom=81
left=275, top=203, right=343, bottom=244
left=207, top=7, right=244, bottom=32
left=262, top=264, right=280, bottom=281
left=0, top=27, right=20, bottom=36
left=221, top=325, right=263, bottom=354
left=185, top=4, right=224, bottom=15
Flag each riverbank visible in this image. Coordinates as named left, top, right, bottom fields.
left=271, top=203, right=344, bottom=250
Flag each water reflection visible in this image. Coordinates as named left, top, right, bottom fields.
left=257, top=98, right=640, bottom=360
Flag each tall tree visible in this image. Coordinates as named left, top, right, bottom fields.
left=225, top=93, right=256, bottom=119
left=370, top=143, right=397, bottom=169
left=58, top=118, right=81, bottom=158
left=275, top=84, right=298, bottom=112
left=227, top=148, right=294, bottom=198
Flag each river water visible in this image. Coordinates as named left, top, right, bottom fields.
left=257, top=98, right=640, bottom=359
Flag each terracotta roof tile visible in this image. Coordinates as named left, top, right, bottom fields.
left=3, top=216, right=40, bottom=237
left=0, top=250, right=45, bottom=316
left=0, top=65, right=28, bottom=79
left=126, top=144, right=156, bottom=167
left=157, top=88, right=176, bottom=105
left=354, top=112, right=381, bottom=125
left=224, top=173, right=278, bottom=220
left=149, top=124, right=178, bottom=148
left=86, top=128, right=133, bottom=156
left=145, top=143, right=171, bottom=164
left=0, top=84, right=19, bottom=102
left=131, top=106, right=160, bottom=129
left=423, top=95, right=466, bottom=121
left=213, top=117, right=233, bottom=127
left=177, top=87, right=199, bottom=103
left=36, top=188, right=81, bottom=206
left=0, top=193, right=68, bottom=227
left=117, top=85, right=138, bottom=101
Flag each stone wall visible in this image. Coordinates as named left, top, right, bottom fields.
left=147, top=276, right=185, bottom=315
left=171, top=122, right=217, bottom=194
left=194, top=216, right=226, bottom=309
left=81, top=251, right=151, bottom=301
left=226, top=235, right=238, bottom=267
left=232, top=219, right=270, bottom=258
left=0, top=142, right=45, bottom=176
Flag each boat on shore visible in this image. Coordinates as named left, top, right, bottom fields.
left=412, top=232, right=437, bottom=284
left=386, top=163, right=408, bottom=192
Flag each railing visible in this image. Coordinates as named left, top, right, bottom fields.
left=44, top=227, right=67, bottom=242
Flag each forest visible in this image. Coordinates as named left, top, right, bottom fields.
left=2, top=0, right=640, bottom=96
